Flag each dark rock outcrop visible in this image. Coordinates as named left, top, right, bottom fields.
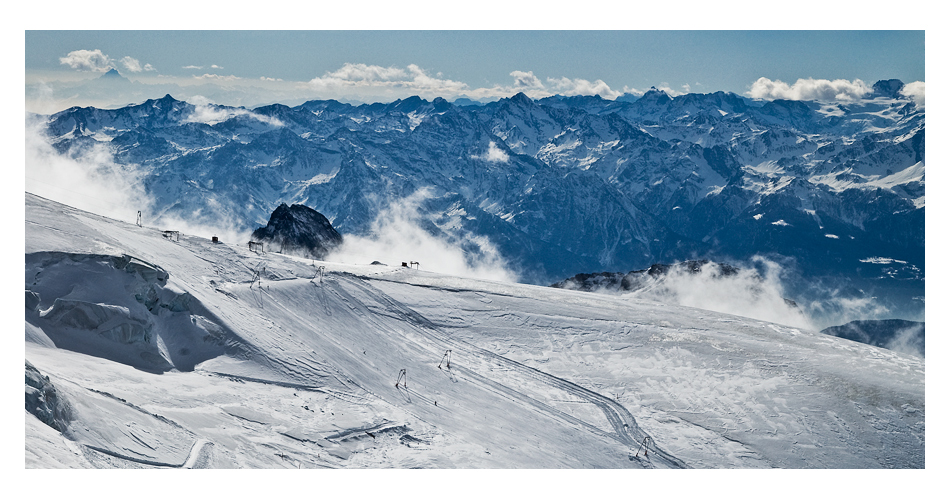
left=551, top=259, right=740, bottom=293
left=821, top=319, right=924, bottom=357
left=25, top=361, right=72, bottom=433
left=251, top=203, right=343, bottom=259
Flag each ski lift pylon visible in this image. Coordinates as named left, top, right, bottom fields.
left=395, top=368, right=407, bottom=389
left=438, top=350, right=452, bottom=370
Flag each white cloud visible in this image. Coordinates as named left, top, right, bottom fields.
left=884, top=323, right=924, bottom=358
left=325, top=188, right=518, bottom=282
left=621, top=86, right=645, bottom=96
left=60, top=49, right=154, bottom=74
left=900, top=81, right=925, bottom=106
left=314, top=63, right=409, bottom=85
left=308, top=63, right=469, bottom=96
left=182, top=65, right=203, bottom=69
left=25, top=115, right=151, bottom=222
left=193, top=73, right=242, bottom=81
left=510, top=70, right=544, bottom=89
left=471, top=142, right=510, bottom=163
left=546, top=77, right=622, bottom=99
left=183, top=96, right=284, bottom=127
left=629, top=257, right=812, bottom=329
left=748, top=77, right=872, bottom=102
left=120, top=56, right=143, bottom=73
left=306, top=63, right=638, bottom=102
left=59, top=49, right=113, bottom=72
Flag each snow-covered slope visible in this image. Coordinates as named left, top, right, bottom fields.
left=25, top=193, right=924, bottom=468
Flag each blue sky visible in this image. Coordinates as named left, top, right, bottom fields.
left=27, top=30, right=924, bottom=89
left=24, top=29, right=926, bottom=113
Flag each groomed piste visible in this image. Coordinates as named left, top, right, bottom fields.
left=25, top=192, right=924, bottom=468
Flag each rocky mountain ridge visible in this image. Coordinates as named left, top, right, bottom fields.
left=37, top=82, right=924, bottom=321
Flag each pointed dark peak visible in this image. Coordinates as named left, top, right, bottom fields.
left=509, top=92, right=534, bottom=107
left=142, top=94, right=182, bottom=110
left=298, top=98, right=353, bottom=114
left=642, top=87, right=671, bottom=100
left=872, top=79, right=905, bottom=98
left=254, top=102, right=292, bottom=114
left=100, top=68, right=125, bottom=80
left=386, top=95, right=428, bottom=114
left=432, top=96, right=451, bottom=112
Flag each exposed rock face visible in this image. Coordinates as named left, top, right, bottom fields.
left=551, top=259, right=740, bottom=293
left=25, top=361, right=72, bottom=433
left=821, top=319, right=924, bottom=357
left=39, top=89, right=925, bottom=319
left=251, top=203, right=343, bottom=259
left=872, top=79, right=905, bottom=98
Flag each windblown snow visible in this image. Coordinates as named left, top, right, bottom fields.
left=24, top=193, right=923, bottom=468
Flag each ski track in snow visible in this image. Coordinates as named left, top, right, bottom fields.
left=339, top=273, right=687, bottom=467
left=24, top=193, right=924, bottom=468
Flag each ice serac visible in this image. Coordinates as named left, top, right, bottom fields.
left=251, top=203, right=343, bottom=259
left=25, top=360, right=72, bottom=433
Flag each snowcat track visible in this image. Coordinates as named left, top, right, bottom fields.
left=341, top=273, right=688, bottom=468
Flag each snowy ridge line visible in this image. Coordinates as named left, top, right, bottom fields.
left=324, top=421, right=406, bottom=442
left=82, top=442, right=198, bottom=468
left=182, top=439, right=213, bottom=469
left=348, top=274, right=688, bottom=468
left=83, top=387, right=191, bottom=432
left=198, top=370, right=330, bottom=393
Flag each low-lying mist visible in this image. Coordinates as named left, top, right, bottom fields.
left=325, top=189, right=518, bottom=283
left=26, top=115, right=151, bottom=223
left=572, top=257, right=917, bottom=332
left=624, top=257, right=813, bottom=329
left=26, top=114, right=252, bottom=246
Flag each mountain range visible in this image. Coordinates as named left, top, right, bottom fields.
left=34, top=81, right=924, bottom=324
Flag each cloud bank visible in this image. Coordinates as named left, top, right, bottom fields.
left=747, top=77, right=872, bottom=102
left=900, top=81, right=925, bottom=106
left=60, top=48, right=155, bottom=73
left=628, top=257, right=812, bottom=329
left=183, top=96, right=284, bottom=127
left=325, top=188, right=517, bottom=283
left=25, top=115, right=152, bottom=223
left=309, top=63, right=468, bottom=96
left=307, top=63, right=632, bottom=102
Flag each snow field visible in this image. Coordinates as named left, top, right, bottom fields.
left=25, top=193, right=923, bottom=468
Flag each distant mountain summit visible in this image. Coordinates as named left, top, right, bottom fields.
left=872, top=79, right=905, bottom=98
left=99, top=68, right=126, bottom=81
left=251, top=203, right=343, bottom=259
left=39, top=86, right=925, bottom=320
